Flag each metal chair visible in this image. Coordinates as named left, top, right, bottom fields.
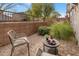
left=7, top=30, right=30, bottom=56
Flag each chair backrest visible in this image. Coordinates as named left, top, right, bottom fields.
left=7, top=30, right=16, bottom=41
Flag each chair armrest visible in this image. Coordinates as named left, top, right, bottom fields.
left=15, top=33, right=26, bottom=38
left=16, top=37, right=29, bottom=43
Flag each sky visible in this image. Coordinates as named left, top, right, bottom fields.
left=54, top=3, right=66, bottom=17
left=11, top=3, right=66, bottom=17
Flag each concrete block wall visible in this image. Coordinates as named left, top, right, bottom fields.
left=0, top=21, right=49, bottom=46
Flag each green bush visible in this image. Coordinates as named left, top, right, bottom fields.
left=49, top=22, right=74, bottom=40
left=38, top=26, right=50, bottom=36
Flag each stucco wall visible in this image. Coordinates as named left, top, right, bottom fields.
left=69, top=4, right=79, bottom=45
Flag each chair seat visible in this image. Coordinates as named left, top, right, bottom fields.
left=13, top=37, right=27, bottom=47
left=41, top=52, right=54, bottom=56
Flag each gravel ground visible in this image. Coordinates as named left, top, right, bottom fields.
left=0, top=33, right=79, bottom=56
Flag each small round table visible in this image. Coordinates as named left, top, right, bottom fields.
left=43, top=39, right=60, bottom=55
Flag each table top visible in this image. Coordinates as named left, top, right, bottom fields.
left=43, top=38, right=60, bottom=48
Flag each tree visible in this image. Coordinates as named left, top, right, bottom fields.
left=32, top=3, right=42, bottom=18
left=25, top=4, right=42, bottom=20
left=32, top=3, right=55, bottom=19
left=41, top=3, right=55, bottom=19
left=50, top=11, right=61, bottom=18
left=25, top=9, right=33, bottom=20
left=26, top=3, right=60, bottom=20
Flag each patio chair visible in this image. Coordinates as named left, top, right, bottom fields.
left=7, top=30, right=30, bottom=56
left=36, top=48, right=55, bottom=56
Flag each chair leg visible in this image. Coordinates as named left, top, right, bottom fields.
left=27, top=43, right=30, bottom=56
left=43, top=44, right=45, bottom=51
left=10, top=47, right=15, bottom=56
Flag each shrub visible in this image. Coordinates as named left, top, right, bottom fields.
left=49, top=22, right=74, bottom=40
left=38, top=26, right=50, bottom=36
